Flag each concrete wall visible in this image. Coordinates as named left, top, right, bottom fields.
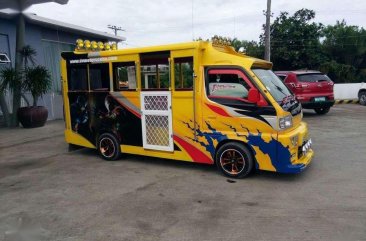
left=0, top=18, right=16, bottom=67
left=334, top=83, right=363, bottom=100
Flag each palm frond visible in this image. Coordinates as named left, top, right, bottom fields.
left=0, top=67, right=22, bottom=92
left=19, top=45, right=37, bottom=68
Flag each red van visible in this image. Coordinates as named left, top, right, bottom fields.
left=275, top=70, right=335, bottom=115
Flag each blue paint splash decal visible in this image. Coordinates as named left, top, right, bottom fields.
left=182, top=121, right=304, bottom=173
left=182, top=120, right=227, bottom=159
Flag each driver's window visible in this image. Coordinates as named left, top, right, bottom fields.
left=207, top=70, right=251, bottom=99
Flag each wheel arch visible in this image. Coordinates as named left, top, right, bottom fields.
left=95, top=128, right=122, bottom=146
left=358, top=88, right=366, bottom=96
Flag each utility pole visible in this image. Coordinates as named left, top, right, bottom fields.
left=264, top=0, right=271, bottom=61
left=108, top=25, right=125, bottom=36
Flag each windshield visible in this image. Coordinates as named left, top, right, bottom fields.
left=252, top=69, right=292, bottom=102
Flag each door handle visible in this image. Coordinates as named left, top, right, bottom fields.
left=208, top=116, right=216, bottom=120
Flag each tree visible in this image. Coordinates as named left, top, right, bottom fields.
left=0, top=46, right=40, bottom=126
left=0, top=68, right=22, bottom=127
left=23, top=66, right=52, bottom=107
left=264, top=9, right=325, bottom=70
left=321, top=20, right=366, bottom=82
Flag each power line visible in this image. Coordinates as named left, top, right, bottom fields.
left=107, top=25, right=125, bottom=36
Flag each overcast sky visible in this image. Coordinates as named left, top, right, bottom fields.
left=26, top=0, right=366, bottom=48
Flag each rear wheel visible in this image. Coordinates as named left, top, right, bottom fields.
left=359, top=91, right=366, bottom=106
left=97, top=133, right=121, bottom=161
left=216, top=142, right=254, bottom=178
left=314, top=107, right=330, bottom=115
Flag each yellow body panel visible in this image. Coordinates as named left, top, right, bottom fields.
left=121, top=145, right=193, bottom=162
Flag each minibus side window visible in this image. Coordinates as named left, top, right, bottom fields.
left=68, top=64, right=88, bottom=91
left=207, top=69, right=253, bottom=100
left=174, top=57, right=193, bottom=90
left=113, top=62, right=137, bottom=90
left=89, top=63, right=110, bottom=91
left=140, top=51, right=170, bottom=90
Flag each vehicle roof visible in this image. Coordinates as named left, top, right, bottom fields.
left=275, top=70, right=323, bottom=75
left=64, top=41, right=272, bottom=70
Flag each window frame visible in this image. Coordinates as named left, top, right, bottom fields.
left=140, top=51, right=170, bottom=91
left=88, top=63, right=111, bottom=92
left=205, top=68, right=255, bottom=103
left=276, top=74, right=288, bottom=82
left=0, top=53, right=10, bottom=64
left=67, top=63, right=89, bottom=92
left=173, top=56, right=194, bottom=91
left=112, top=61, right=138, bottom=91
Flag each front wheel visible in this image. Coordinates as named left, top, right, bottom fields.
left=216, top=142, right=254, bottom=178
left=314, top=107, right=330, bottom=115
left=97, top=133, right=121, bottom=161
left=359, top=91, right=366, bottom=106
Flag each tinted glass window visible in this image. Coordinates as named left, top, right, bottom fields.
left=297, top=74, right=331, bottom=82
left=252, top=69, right=291, bottom=102
left=89, top=63, right=110, bottom=91
left=174, top=57, right=193, bottom=90
left=140, top=51, right=170, bottom=89
left=113, top=62, right=137, bottom=90
left=141, top=64, right=169, bottom=89
left=68, top=64, right=88, bottom=91
left=208, top=72, right=250, bottom=99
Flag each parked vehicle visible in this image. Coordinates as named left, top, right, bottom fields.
left=275, top=70, right=335, bottom=115
left=358, top=83, right=366, bottom=106
left=61, top=39, right=313, bottom=178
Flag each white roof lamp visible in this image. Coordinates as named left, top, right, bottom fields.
left=0, top=0, right=69, bottom=11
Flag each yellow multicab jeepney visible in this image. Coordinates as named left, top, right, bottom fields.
left=61, top=39, right=313, bottom=178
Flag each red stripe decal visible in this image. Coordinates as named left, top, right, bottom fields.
left=205, top=103, right=231, bottom=117
left=173, top=135, right=213, bottom=164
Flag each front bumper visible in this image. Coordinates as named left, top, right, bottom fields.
left=281, top=149, right=314, bottom=174
left=301, top=100, right=335, bottom=109
left=275, top=122, right=314, bottom=174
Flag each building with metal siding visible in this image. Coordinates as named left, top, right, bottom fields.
left=0, top=12, right=125, bottom=123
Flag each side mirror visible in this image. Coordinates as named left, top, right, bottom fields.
left=248, top=88, right=260, bottom=103
left=248, top=88, right=268, bottom=107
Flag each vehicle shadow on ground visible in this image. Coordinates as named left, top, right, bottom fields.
left=302, top=110, right=334, bottom=119
left=254, top=168, right=311, bottom=182
left=72, top=147, right=311, bottom=183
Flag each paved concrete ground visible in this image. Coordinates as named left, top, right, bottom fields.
left=0, top=104, right=365, bottom=241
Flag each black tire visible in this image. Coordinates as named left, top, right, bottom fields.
left=215, top=142, right=254, bottom=178
left=97, top=133, right=121, bottom=161
left=314, top=107, right=330, bottom=115
left=359, top=91, right=366, bottom=106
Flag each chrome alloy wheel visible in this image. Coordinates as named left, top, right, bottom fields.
left=219, top=149, right=246, bottom=175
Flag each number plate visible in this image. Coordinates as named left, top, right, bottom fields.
left=314, top=97, right=326, bottom=102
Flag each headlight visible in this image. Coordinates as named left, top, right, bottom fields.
left=279, top=115, right=293, bottom=129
